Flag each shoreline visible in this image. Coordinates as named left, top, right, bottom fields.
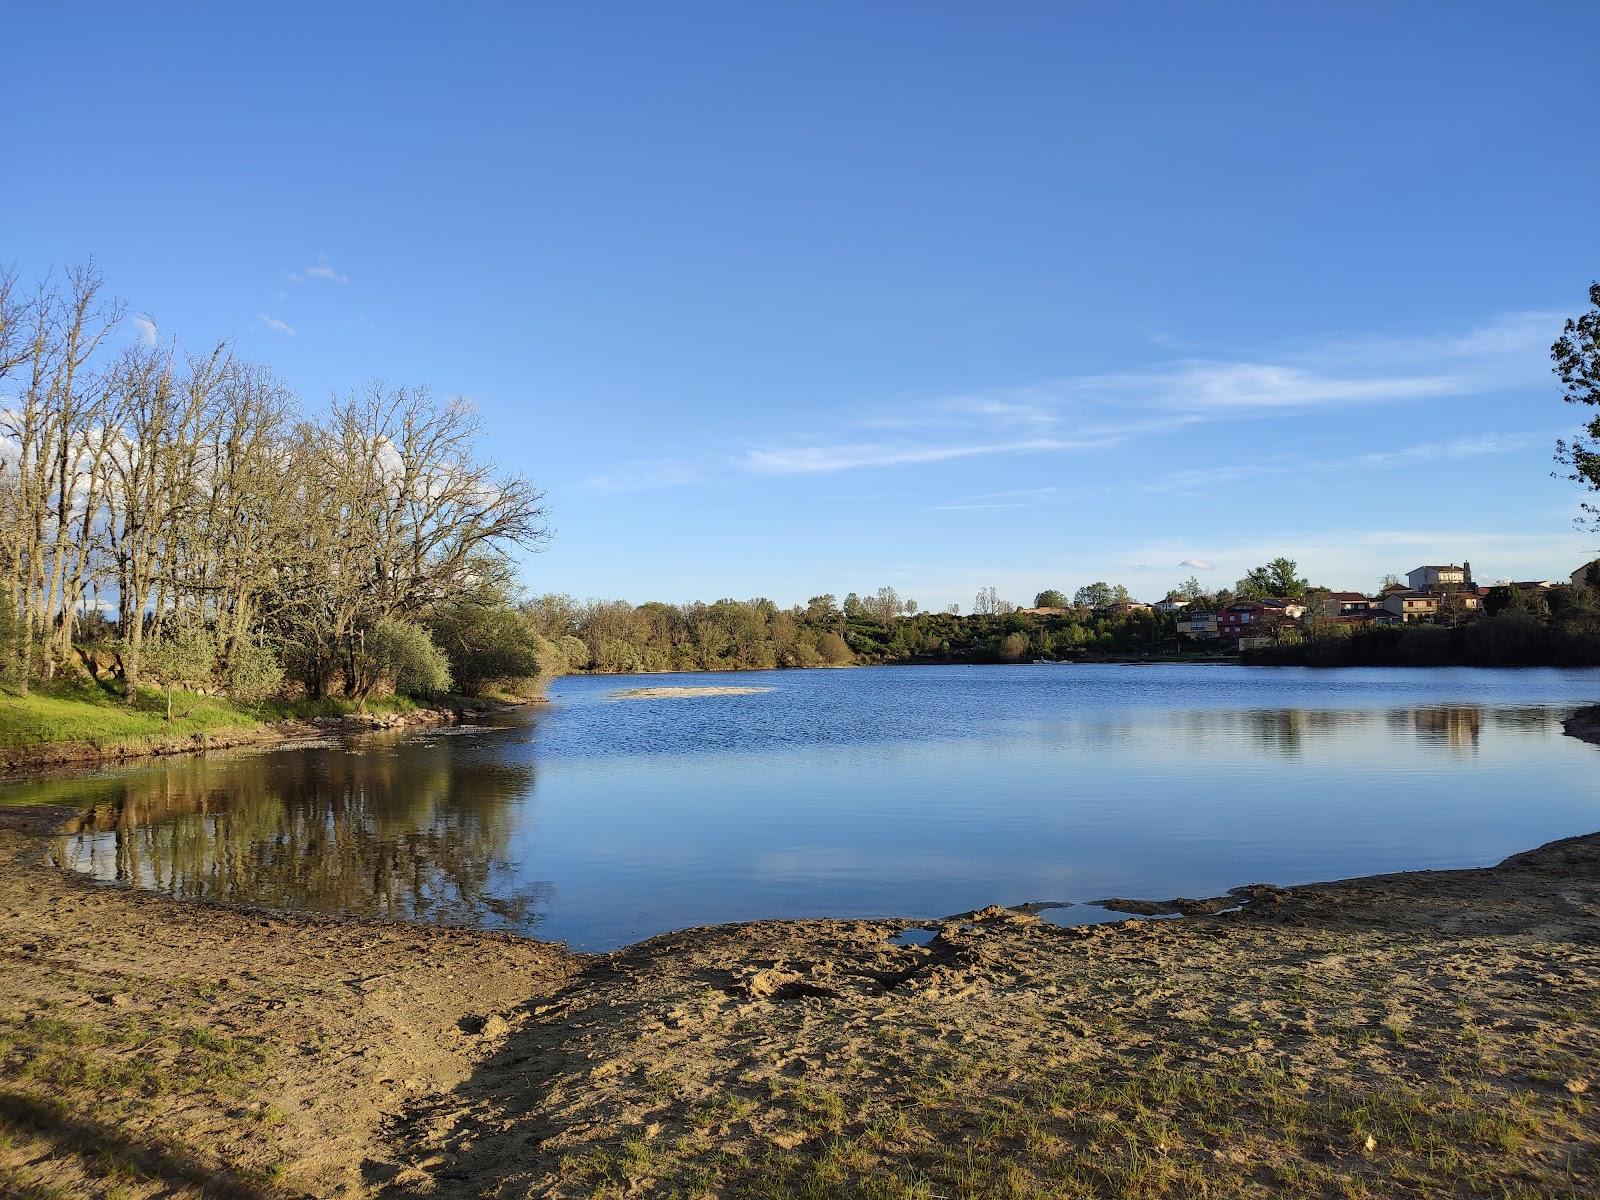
left=1562, top=702, right=1600, bottom=745
left=1, top=719, right=1598, bottom=1195
left=0, top=696, right=541, bottom=777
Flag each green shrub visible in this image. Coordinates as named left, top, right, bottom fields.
left=368, top=619, right=452, bottom=697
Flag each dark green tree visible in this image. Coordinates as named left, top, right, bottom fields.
left=1554, top=282, right=1600, bottom=524
left=1072, top=582, right=1130, bottom=608
left=1033, top=589, right=1067, bottom=608
left=1235, top=557, right=1308, bottom=601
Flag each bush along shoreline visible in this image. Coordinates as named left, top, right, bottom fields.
left=1243, top=608, right=1600, bottom=668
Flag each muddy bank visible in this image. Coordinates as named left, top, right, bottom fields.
left=1562, top=703, right=1600, bottom=746
left=2, top=717, right=1599, bottom=1196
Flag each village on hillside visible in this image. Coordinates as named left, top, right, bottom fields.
left=1021, top=561, right=1599, bottom=651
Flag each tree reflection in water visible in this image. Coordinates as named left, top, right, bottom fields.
left=1405, top=706, right=1485, bottom=753
left=57, top=731, right=552, bottom=934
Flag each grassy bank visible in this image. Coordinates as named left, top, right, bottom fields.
left=0, top=680, right=421, bottom=762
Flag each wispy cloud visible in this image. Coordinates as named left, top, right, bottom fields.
left=1078, top=360, right=1466, bottom=410
left=923, top=431, right=1545, bottom=514
left=1348, top=433, right=1541, bottom=469
left=1144, top=432, right=1543, bottom=495
left=258, top=314, right=296, bottom=336
left=734, top=311, right=1556, bottom=479
left=1120, top=527, right=1594, bottom=592
left=932, top=485, right=1092, bottom=512
left=289, top=255, right=349, bottom=285
left=1178, top=558, right=1215, bottom=571
left=131, top=315, right=158, bottom=346
left=585, top=458, right=702, bottom=493
left=742, top=436, right=1120, bottom=475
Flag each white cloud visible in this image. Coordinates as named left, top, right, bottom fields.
left=742, top=436, right=1119, bottom=475
left=131, top=315, right=158, bottom=346
left=258, top=314, right=296, bottom=336
left=1077, top=360, right=1466, bottom=410
left=290, top=255, right=349, bottom=285
left=1348, top=432, right=1541, bottom=469
left=586, top=458, right=701, bottom=493
left=932, top=485, right=1093, bottom=512
left=1178, top=559, right=1215, bottom=571
left=735, top=311, right=1553, bottom=480
left=1144, top=432, right=1545, bottom=495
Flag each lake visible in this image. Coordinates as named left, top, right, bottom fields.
left=24, top=664, right=1600, bottom=950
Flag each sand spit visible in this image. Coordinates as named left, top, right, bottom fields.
left=610, top=686, right=774, bottom=699
left=1, top=719, right=1598, bottom=1196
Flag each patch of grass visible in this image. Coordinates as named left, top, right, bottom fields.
left=254, top=692, right=419, bottom=721
left=0, top=677, right=433, bottom=762
left=562, top=1046, right=1593, bottom=1200
left=0, top=679, right=266, bottom=754
left=0, top=1003, right=283, bottom=1200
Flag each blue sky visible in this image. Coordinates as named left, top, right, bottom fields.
left=8, top=2, right=1599, bottom=608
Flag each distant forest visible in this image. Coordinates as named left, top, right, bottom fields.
left=523, top=592, right=1178, bottom=673
left=530, top=577, right=1600, bottom=674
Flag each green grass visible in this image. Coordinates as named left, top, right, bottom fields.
left=0, top=679, right=422, bottom=755
left=0, top=680, right=266, bottom=752
left=558, top=1021, right=1596, bottom=1200
left=0, top=1004, right=282, bottom=1199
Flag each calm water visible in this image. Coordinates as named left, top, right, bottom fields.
left=19, top=664, right=1600, bottom=950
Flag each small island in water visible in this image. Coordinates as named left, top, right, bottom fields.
left=611, top=686, right=775, bottom=699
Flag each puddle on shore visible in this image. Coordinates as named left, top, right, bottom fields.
left=1040, top=906, right=1184, bottom=927
left=888, top=927, right=938, bottom=947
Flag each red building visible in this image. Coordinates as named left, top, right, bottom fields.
left=1217, top=599, right=1299, bottom=640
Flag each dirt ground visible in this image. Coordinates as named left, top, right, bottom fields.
left=3, top=771, right=1599, bottom=1196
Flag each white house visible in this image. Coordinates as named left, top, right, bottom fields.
left=1407, top=563, right=1469, bottom=592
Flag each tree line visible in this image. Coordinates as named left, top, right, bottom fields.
left=523, top=591, right=1179, bottom=672
left=1250, top=582, right=1600, bottom=668
left=0, top=264, right=552, bottom=708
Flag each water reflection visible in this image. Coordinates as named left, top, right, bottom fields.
left=1399, top=706, right=1484, bottom=753
left=55, top=729, right=552, bottom=934
left=15, top=665, right=1600, bottom=950
left=1083, top=705, right=1556, bottom=759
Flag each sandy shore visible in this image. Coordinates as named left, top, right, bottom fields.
left=2, top=730, right=1598, bottom=1197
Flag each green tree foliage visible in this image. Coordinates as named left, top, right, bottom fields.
left=141, top=625, right=218, bottom=719
left=1033, top=589, right=1067, bottom=608
left=998, top=632, right=1031, bottom=661
left=429, top=580, right=554, bottom=697
left=1485, top=585, right=1550, bottom=621
left=1235, top=558, right=1308, bottom=601
left=1072, top=582, right=1132, bottom=609
left=363, top=619, right=452, bottom=702
left=1553, top=281, right=1600, bottom=524
left=0, top=264, right=547, bottom=707
left=1245, top=590, right=1599, bottom=668
left=221, top=637, right=285, bottom=701
left=817, top=632, right=853, bottom=665
left=542, top=592, right=1177, bottom=670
